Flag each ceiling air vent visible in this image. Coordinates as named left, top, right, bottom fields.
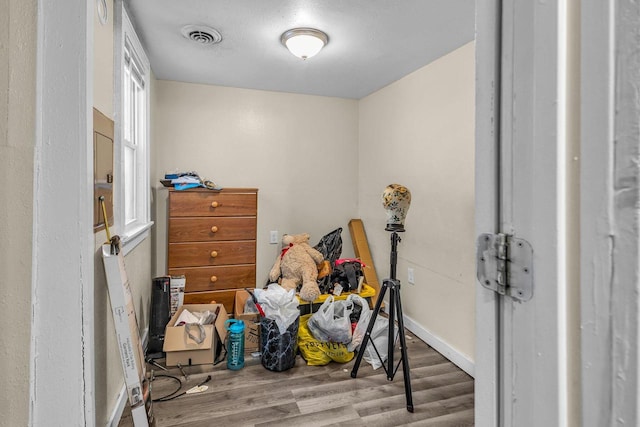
left=181, top=25, right=222, bottom=46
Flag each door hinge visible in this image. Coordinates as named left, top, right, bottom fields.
left=476, top=233, right=533, bottom=301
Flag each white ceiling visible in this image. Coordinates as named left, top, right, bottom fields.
left=125, top=0, right=475, bottom=99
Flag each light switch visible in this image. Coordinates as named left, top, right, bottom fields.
left=408, top=268, right=415, bottom=284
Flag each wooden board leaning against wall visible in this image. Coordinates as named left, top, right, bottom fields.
left=349, top=219, right=381, bottom=306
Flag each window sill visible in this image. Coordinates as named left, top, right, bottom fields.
left=121, top=221, right=154, bottom=256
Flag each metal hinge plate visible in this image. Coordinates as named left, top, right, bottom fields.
left=476, top=233, right=533, bottom=302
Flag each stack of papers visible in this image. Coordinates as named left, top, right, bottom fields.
left=164, top=171, right=222, bottom=191
left=170, top=175, right=201, bottom=185
left=170, top=175, right=200, bottom=190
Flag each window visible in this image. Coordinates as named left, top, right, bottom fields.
left=116, top=5, right=152, bottom=253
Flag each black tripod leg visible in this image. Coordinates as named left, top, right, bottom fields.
left=387, top=283, right=395, bottom=381
left=394, top=285, right=414, bottom=412
left=351, top=282, right=388, bottom=378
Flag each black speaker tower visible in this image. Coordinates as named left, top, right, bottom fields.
left=148, top=276, right=171, bottom=356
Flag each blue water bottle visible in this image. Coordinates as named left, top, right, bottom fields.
left=225, top=319, right=245, bottom=370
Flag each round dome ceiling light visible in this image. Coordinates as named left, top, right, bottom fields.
left=181, top=25, right=222, bottom=46
left=281, top=28, right=328, bottom=60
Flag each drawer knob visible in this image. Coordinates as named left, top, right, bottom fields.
left=210, top=275, right=218, bottom=283
left=210, top=250, right=218, bottom=258
left=211, top=201, right=219, bottom=208
left=210, top=226, right=218, bottom=233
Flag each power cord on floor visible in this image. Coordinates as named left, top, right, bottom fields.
left=151, top=374, right=211, bottom=402
left=145, top=342, right=225, bottom=402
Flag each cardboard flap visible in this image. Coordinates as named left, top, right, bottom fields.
left=235, top=290, right=260, bottom=322
left=215, top=304, right=229, bottom=342
left=235, top=290, right=250, bottom=316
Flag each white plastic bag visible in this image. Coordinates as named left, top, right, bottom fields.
left=348, top=301, right=397, bottom=370
left=175, top=309, right=216, bottom=326
left=307, top=296, right=353, bottom=344
left=254, top=283, right=300, bottom=334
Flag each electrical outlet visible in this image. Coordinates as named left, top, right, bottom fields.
left=270, top=230, right=278, bottom=244
left=407, top=267, right=415, bottom=284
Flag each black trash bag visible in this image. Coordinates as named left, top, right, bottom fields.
left=313, top=228, right=343, bottom=294
left=313, top=227, right=343, bottom=263
left=349, top=300, right=363, bottom=324
left=331, top=260, right=364, bottom=292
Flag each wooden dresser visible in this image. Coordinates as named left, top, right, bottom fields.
left=167, top=188, right=258, bottom=313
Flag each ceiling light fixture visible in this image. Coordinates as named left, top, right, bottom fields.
left=281, top=28, right=328, bottom=60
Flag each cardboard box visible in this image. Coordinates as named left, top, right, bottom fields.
left=234, top=290, right=261, bottom=352
left=163, top=303, right=228, bottom=366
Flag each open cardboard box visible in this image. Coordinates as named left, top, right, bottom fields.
left=234, top=290, right=261, bottom=352
left=163, top=303, right=228, bottom=366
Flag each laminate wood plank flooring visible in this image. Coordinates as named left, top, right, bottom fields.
left=119, top=330, right=474, bottom=426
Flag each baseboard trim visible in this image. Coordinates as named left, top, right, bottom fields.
left=108, top=385, right=127, bottom=427
left=402, top=314, right=475, bottom=378
left=107, top=328, right=149, bottom=427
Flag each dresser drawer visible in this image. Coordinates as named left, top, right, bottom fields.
left=169, top=217, right=257, bottom=242
left=183, top=290, right=236, bottom=314
left=168, top=241, right=256, bottom=268
left=169, top=191, right=257, bottom=217
left=168, top=265, right=256, bottom=292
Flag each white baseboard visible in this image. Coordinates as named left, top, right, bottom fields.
left=108, top=385, right=127, bottom=427
left=107, top=328, right=149, bottom=427
left=402, top=313, right=475, bottom=378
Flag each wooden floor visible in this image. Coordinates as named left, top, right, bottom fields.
left=119, top=331, right=474, bottom=426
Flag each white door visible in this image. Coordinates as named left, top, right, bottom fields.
left=475, top=1, right=569, bottom=425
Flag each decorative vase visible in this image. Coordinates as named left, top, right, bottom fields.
left=382, top=184, right=411, bottom=232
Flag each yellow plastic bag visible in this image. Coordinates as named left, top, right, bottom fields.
left=298, top=314, right=354, bottom=366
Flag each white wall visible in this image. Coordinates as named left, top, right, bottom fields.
left=0, top=1, right=36, bottom=426
left=94, top=0, right=114, bottom=119
left=152, top=81, right=359, bottom=282
left=358, top=42, right=476, bottom=362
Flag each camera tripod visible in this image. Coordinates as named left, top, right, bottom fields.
left=350, top=231, right=413, bottom=412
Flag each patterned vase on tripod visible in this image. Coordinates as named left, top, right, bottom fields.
left=382, top=184, right=411, bottom=232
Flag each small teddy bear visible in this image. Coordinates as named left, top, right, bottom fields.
left=269, top=233, right=325, bottom=302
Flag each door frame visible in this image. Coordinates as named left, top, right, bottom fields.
left=477, top=1, right=640, bottom=426
left=475, top=0, right=570, bottom=425
left=580, top=1, right=640, bottom=426
left=31, top=0, right=95, bottom=424
left=474, top=0, right=501, bottom=425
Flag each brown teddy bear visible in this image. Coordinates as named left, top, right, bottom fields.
left=269, top=233, right=325, bottom=302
